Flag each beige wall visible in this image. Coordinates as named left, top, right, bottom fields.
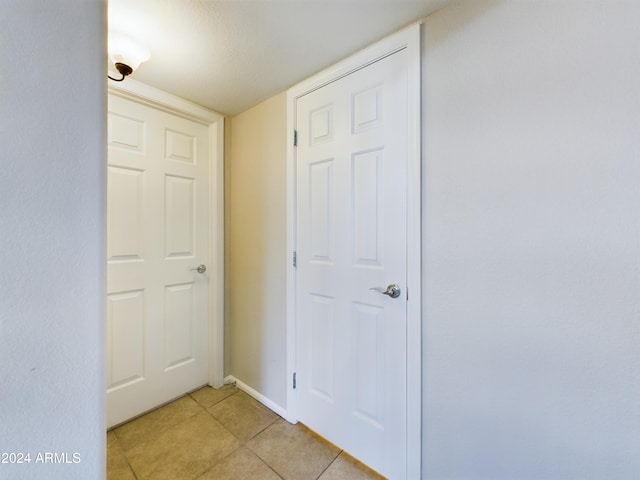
left=226, top=92, right=288, bottom=408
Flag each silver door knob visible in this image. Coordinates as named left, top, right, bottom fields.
left=370, top=284, right=401, bottom=299
left=191, top=264, right=207, bottom=274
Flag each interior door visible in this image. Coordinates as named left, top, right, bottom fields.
left=295, top=49, right=409, bottom=478
left=106, top=93, right=210, bottom=428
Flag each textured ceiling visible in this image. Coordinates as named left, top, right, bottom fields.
left=108, top=0, right=450, bottom=116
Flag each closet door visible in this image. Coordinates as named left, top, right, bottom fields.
left=295, top=48, right=409, bottom=479
left=106, top=93, right=210, bottom=427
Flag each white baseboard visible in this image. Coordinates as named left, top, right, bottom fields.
left=224, top=375, right=297, bottom=424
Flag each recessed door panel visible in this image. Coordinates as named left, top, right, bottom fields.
left=309, top=160, right=333, bottom=263
left=352, top=85, right=383, bottom=134
left=352, top=302, right=383, bottom=428
left=310, top=105, right=333, bottom=145
left=107, top=166, right=144, bottom=262
left=166, top=129, right=196, bottom=164
left=165, top=283, right=196, bottom=369
left=309, top=293, right=335, bottom=402
left=165, top=175, right=195, bottom=258
left=352, top=149, right=383, bottom=267
left=108, top=112, right=145, bottom=153
left=107, top=290, right=145, bottom=391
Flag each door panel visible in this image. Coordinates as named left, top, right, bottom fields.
left=107, top=94, right=209, bottom=428
left=295, top=49, right=408, bottom=478
left=164, top=175, right=195, bottom=257
left=107, top=166, right=144, bottom=260
left=106, top=290, right=145, bottom=390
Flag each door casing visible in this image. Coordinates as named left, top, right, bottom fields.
left=107, top=79, right=225, bottom=391
left=285, top=23, right=422, bottom=477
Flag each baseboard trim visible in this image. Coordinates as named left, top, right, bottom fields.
left=224, top=375, right=297, bottom=424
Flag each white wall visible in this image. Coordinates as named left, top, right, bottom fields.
left=422, top=1, right=640, bottom=478
left=0, top=1, right=106, bottom=478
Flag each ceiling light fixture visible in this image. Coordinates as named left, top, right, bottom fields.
left=108, top=32, right=150, bottom=82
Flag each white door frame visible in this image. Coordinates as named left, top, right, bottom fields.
left=286, top=23, right=422, bottom=477
left=108, top=79, right=225, bottom=388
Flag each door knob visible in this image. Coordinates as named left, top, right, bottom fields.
left=191, top=264, right=207, bottom=274
left=370, top=284, right=401, bottom=299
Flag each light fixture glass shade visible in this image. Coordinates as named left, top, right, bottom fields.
left=108, top=33, right=150, bottom=73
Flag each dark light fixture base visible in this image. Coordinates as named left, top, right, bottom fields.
left=108, top=62, right=134, bottom=82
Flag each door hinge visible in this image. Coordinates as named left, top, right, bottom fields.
left=293, top=251, right=297, bottom=268
left=293, top=130, right=298, bottom=147
left=293, top=372, right=297, bottom=389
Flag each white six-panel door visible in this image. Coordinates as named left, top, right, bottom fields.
left=107, top=93, right=210, bottom=428
left=295, top=48, right=409, bottom=478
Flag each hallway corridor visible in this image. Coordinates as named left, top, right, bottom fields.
left=107, top=384, right=385, bottom=479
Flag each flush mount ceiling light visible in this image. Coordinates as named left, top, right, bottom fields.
left=108, top=32, right=150, bottom=81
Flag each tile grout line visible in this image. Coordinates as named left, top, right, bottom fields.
left=191, top=398, right=282, bottom=480
left=264, top=460, right=287, bottom=480
left=242, top=419, right=287, bottom=478
left=240, top=414, right=282, bottom=444
left=114, top=387, right=236, bottom=479
left=111, top=386, right=382, bottom=480
left=314, top=449, right=344, bottom=480
left=202, top=389, right=282, bottom=446
left=123, top=394, right=239, bottom=480
left=111, top=432, right=141, bottom=480
left=196, top=400, right=248, bottom=477
left=242, top=418, right=343, bottom=480
left=113, top=395, right=207, bottom=453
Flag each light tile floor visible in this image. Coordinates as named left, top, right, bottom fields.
left=107, top=384, right=386, bottom=480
